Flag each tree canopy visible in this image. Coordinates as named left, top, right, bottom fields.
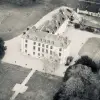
left=0, top=38, right=6, bottom=59
left=54, top=56, right=100, bottom=100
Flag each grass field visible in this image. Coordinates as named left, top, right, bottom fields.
left=0, top=3, right=52, bottom=40
left=0, top=62, right=62, bottom=100
left=16, top=71, right=62, bottom=100
left=0, top=62, right=31, bottom=100
left=0, top=0, right=79, bottom=40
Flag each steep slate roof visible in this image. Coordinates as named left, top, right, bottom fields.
left=22, top=26, right=69, bottom=49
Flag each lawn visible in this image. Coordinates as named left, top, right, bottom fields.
left=0, top=62, right=31, bottom=100
left=16, top=71, right=62, bottom=100
left=0, top=2, right=52, bottom=40
left=0, top=0, right=79, bottom=40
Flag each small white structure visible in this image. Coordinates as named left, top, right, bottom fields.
left=21, top=26, right=70, bottom=64
left=77, top=8, right=100, bottom=17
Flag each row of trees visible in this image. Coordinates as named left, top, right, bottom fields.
left=53, top=56, right=100, bottom=100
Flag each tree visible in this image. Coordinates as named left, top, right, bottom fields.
left=74, top=56, right=98, bottom=72
left=0, top=38, right=6, bottom=59
left=65, top=56, right=73, bottom=66
left=42, top=52, right=60, bottom=74
left=54, top=64, right=100, bottom=100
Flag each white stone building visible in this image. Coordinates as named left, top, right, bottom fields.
left=21, top=26, right=70, bottom=64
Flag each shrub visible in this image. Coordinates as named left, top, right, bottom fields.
left=74, top=23, right=80, bottom=29
left=54, top=64, right=100, bottom=100
left=0, top=38, right=6, bottom=59
left=74, top=56, right=98, bottom=72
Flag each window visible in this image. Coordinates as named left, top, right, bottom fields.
left=42, top=44, right=44, bottom=47
left=51, top=41, right=54, bottom=44
left=42, top=48, right=44, bottom=52
left=40, top=39, right=42, bottom=41
left=38, top=53, right=40, bottom=56
left=25, top=40, right=27, bottom=43
left=33, top=52, right=35, bottom=55
left=50, top=51, right=52, bottom=55
left=25, top=50, right=27, bottom=53
left=38, top=43, right=41, bottom=46
left=47, top=40, right=50, bottom=43
left=59, top=53, right=61, bottom=56
left=33, top=42, right=36, bottom=45
left=59, top=48, right=62, bottom=51
left=42, top=54, right=44, bottom=57
left=46, top=45, right=48, bottom=48
left=46, top=49, right=48, bottom=53
left=25, top=44, right=27, bottom=48
left=52, top=31, right=54, bottom=34
left=50, top=46, right=53, bottom=49
left=38, top=48, right=40, bottom=51
left=33, top=46, right=35, bottom=50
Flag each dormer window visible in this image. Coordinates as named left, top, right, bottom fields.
left=55, top=26, right=57, bottom=30
left=27, top=35, right=29, bottom=38
left=25, top=40, right=28, bottom=43
left=59, top=53, right=61, bottom=56
left=62, top=17, right=65, bottom=21
left=45, top=30, right=49, bottom=33
left=40, top=39, right=42, bottom=41
left=27, top=27, right=30, bottom=31
left=58, top=22, right=61, bottom=26
left=38, top=43, right=41, bottom=46
left=34, top=37, right=37, bottom=40
left=23, top=32, right=26, bottom=35
left=47, top=40, right=50, bottom=43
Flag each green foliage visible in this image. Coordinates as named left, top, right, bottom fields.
left=54, top=56, right=100, bottom=100
left=75, top=56, right=98, bottom=72
left=0, top=37, right=6, bottom=59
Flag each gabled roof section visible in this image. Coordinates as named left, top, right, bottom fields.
left=22, top=26, right=69, bottom=49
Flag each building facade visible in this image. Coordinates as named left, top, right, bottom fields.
left=21, top=26, right=70, bottom=64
